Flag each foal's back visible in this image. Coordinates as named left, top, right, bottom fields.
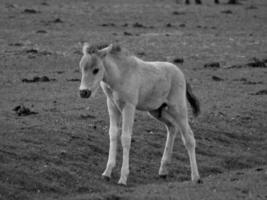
left=135, top=57, right=186, bottom=87
left=132, top=57, right=186, bottom=110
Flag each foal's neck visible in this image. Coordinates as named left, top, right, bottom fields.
left=102, top=54, right=136, bottom=89
left=102, top=56, right=121, bottom=89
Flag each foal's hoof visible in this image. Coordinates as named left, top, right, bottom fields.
left=118, top=179, right=127, bottom=186
left=102, top=175, right=111, bottom=182
left=194, top=178, right=203, bottom=184
left=118, top=182, right=127, bottom=187
left=159, top=174, right=168, bottom=179
left=197, top=179, right=203, bottom=184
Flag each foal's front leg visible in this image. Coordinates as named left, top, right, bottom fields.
left=102, top=98, right=121, bottom=179
left=118, top=104, right=135, bottom=185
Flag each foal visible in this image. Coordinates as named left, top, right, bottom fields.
left=79, top=43, right=201, bottom=185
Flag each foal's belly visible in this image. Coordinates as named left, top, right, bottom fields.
left=136, top=76, right=170, bottom=111
left=136, top=89, right=169, bottom=111
left=136, top=100, right=165, bottom=111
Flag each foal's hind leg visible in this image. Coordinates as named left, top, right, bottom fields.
left=149, top=108, right=177, bottom=177
left=173, top=109, right=200, bottom=182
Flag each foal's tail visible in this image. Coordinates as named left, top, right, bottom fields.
left=186, top=81, right=200, bottom=117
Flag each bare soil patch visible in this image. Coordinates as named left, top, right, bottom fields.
left=0, top=0, right=266, bottom=199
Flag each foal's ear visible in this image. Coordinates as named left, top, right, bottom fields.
left=82, top=42, right=90, bottom=55
left=97, top=44, right=113, bottom=58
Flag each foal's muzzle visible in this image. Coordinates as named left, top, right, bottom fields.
left=79, top=89, right=91, bottom=98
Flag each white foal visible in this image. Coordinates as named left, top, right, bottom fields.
left=79, top=43, right=201, bottom=185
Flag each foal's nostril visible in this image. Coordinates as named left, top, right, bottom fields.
left=80, top=89, right=91, bottom=98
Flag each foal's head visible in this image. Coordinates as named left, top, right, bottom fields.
left=79, top=43, right=113, bottom=98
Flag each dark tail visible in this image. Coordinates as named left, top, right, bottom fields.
left=186, top=81, right=200, bottom=117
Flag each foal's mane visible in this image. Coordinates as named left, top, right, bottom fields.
left=87, top=43, right=109, bottom=54
left=86, top=43, right=123, bottom=55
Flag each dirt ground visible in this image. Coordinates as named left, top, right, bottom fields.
left=0, top=0, right=266, bottom=199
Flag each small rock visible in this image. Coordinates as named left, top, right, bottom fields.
left=9, top=43, right=23, bottom=47
left=39, top=76, right=50, bottom=82
left=66, top=78, right=80, bottom=82
left=23, top=8, right=40, bottom=14
left=137, top=52, right=146, bottom=57
left=255, top=168, right=263, bottom=172
left=243, top=81, right=263, bottom=85
left=230, top=177, right=239, bottom=182
left=166, top=23, right=173, bottom=28
left=173, top=58, right=184, bottom=64
left=212, top=76, right=224, bottom=81
left=204, top=62, right=220, bottom=68
left=80, top=114, right=96, bottom=119
left=252, top=89, right=267, bottom=95
left=172, top=11, right=185, bottom=15
left=26, top=49, right=39, bottom=54
left=246, top=5, right=257, bottom=10
left=101, top=23, right=116, bottom=27
left=227, top=64, right=244, bottom=69
left=41, top=2, right=49, bottom=6
left=25, top=48, right=52, bottom=56
left=247, top=57, right=266, bottom=68
left=13, top=105, right=38, bottom=116
left=133, top=22, right=145, bottom=28
left=221, top=10, right=233, bottom=14
left=124, top=31, right=133, bottom=36
left=36, top=30, right=47, bottom=34
left=22, top=76, right=55, bottom=83
left=53, top=18, right=63, bottom=23
left=228, top=0, right=240, bottom=5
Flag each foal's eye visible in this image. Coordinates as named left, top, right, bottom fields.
left=92, top=68, right=99, bottom=75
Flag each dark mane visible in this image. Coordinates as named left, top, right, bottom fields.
left=110, top=44, right=121, bottom=54
left=87, top=43, right=109, bottom=54
left=86, top=43, right=122, bottom=55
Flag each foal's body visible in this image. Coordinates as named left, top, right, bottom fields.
left=102, top=57, right=183, bottom=111
left=79, top=44, right=200, bottom=185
